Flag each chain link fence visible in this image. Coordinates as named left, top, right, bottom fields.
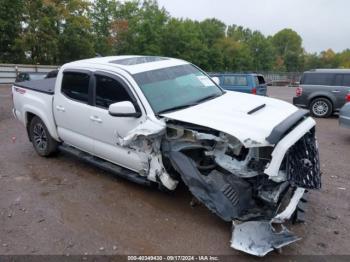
left=261, top=72, right=302, bottom=86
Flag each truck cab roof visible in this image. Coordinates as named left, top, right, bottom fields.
left=63, top=56, right=188, bottom=75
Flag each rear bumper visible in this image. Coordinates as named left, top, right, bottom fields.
left=293, top=96, right=307, bottom=108
left=339, top=103, right=350, bottom=128
left=339, top=115, right=350, bottom=128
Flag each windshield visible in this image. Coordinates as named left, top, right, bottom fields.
left=133, top=64, right=223, bottom=114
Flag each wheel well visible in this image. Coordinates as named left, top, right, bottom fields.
left=26, top=112, right=36, bottom=141
left=309, top=96, right=333, bottom=109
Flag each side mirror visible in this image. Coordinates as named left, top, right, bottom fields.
left=108, top=101, right=141, bottom=118
left=212, top=77, right=220, bottom=86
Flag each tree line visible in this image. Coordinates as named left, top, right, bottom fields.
left=1, top=0, right=349, bottom=72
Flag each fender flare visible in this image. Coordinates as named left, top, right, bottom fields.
left=307, top=92, right=335, bottom=107
left=24, top=105, right=60, bottom=141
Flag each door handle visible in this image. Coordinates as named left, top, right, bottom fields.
left=90, top=116, right=102, bottom=123
left=332, top=90, right=340, bottom=93
left=56, top=105, right=65, bottom=112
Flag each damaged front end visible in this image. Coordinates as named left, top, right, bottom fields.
left=115, top=112, right=321, bottom=256
left=160, top=116, right=321, bottom=256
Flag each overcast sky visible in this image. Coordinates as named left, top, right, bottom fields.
left=157, top=0, right=350, bottom=53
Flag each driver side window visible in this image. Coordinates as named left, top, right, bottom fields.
left=94, top=74, right=133, bottom=109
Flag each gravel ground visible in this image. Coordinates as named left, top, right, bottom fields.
left=0, top=84, right=349, bottom=257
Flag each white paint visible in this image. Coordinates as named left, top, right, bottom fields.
left=271, top=187, right=305, bottom=223
left=64, top=55, right=188, bottom=75
left=264, top=117, right=316, bottom=178
left=162, top=91, right=299, bottom=147
left=108, top=101, right=137, bottom=115
left=13, top=55, right=316, bottom=189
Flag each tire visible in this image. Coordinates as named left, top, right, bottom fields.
left=310, top=98, right=333, bottom=118
left=29, top=116, right=58, bottom=157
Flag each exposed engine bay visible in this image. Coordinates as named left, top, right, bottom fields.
left=116, top=115, right=321, bottom=256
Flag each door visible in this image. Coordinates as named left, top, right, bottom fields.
left=53, top=70, right=94, bottom=154
left=90, top=72, right=146, bottom=172
left=254, top=75, right=267, bottom=96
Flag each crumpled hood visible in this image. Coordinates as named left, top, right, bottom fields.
left=161, top=91, right=298, bottom=147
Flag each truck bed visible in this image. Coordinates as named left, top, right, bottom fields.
left=13, top=78, right=56, bottom=95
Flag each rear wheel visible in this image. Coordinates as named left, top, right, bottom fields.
left=310, top=98, right=332, bottom=118
left=29, top=116, right=58, bottom=156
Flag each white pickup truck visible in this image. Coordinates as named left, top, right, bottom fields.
left=12, top=56, right=321, bottom=256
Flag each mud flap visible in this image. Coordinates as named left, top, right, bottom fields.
left=231, top=221, right=301, bottom=256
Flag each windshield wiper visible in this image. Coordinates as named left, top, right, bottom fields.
left=157, top=104, right=195, bottom=115
left=157, top=93, right=222, bottom=115
left=192, top=93, right=222, bottom=105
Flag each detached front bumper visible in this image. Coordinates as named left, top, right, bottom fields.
left=231, top=187, right=306, bottom=256
left=231, top=115, right=321, bottom=256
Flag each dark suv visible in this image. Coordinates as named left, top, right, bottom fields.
left=293, top=69, right=350, bottom=117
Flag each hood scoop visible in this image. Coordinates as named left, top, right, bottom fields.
left=247, top=104, right=266, bottom=115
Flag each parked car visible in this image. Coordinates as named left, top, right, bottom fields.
left=339, top=102, right=350, bottom=128
left=209, top=73, right=267, bottom=96
left=293, top=69, right=350, bottom=117
left=12, top=56, right=321, bottom=256
left=15, top=72, right=47, bottom=82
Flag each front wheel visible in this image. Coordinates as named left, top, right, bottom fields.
left=29, top=116, right=58, bottom=157
left=310, top=98, right=332, bottom=118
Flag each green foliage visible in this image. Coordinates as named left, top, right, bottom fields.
left=161, top=19, right=208, bottom=68
left=89, top=0, right=117, bottom=55
left=114, top=0, right=169, bottom=55
left=0, top=0, right=23, bottom=63
left=16, top=0, right=60, bottom=64
left=227, top=25, right=253, bottom=42
left=0, top=0, right=348, bottom=71
left=247, top=31, right=274, bottom=71
left=57, top=0, right=94, bottom=63
left=337, top=49, right=350, bottom=68
left=271, top=29, right=304, bottom=71
left=213, top=37, right=252, bottom=71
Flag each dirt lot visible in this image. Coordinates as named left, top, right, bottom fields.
left=0, top=84, right=349, bottom=257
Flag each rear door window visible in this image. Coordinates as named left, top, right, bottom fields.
left=334, top=75, right=343, bottom=86
left=257, top=76, right=266, bottom=84
left=223, top=76, right=248, bottom=86
left=343, top=74, right=350, bottom=86
left=302, top=73, right=334, bottom=85
left=61, top=72, right=90, bottom=103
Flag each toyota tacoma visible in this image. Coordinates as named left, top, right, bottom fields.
left=12, top=56, right=321, bottom=256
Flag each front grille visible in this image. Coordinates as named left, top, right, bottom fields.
left=286, top=129, right=321, bottom=189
